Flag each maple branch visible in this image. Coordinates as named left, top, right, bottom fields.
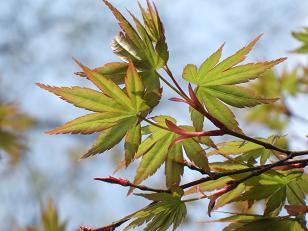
left=157, top=62, right=308, bottom=158
left=226, top=130, right=308, bottom=157
left=180, top=158, right=308, bottom=190
left=157, top=72, right=186, bottom=98
left=80, top=219, right=128, bottom=231
left=231, top=152, right=295, bottom=185
left=80, top=201, right=158, bottom=231
left=94, top=176, right=169, bottom=193
left=163, top=65, right=189, bottom=99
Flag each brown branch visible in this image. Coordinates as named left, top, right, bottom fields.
left=94, top=176, right=169, bottom=193
left=80, top=219, right=128, bottom=231
left=180, top=158, right=308, bottom=190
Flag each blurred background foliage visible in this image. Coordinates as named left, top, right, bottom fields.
left=0, top=0, right=308, bottom=230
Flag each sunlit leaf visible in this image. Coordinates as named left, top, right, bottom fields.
left=183, top=36, right=285, bottom=132
left=38, top=61, right=148, bottom=163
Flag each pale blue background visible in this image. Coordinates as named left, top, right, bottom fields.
left=0, top=0, right=308, bottom=230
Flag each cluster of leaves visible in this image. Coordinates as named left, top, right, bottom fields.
left=37, top=1, right=308, bottom=231
left=113, top=191, right=186, bottom=231
left=0, top=102, right=33, bottom=165
left=244, top=27, right=308, bottom=132
left=216, top=214, right=304, bottom=231
left=246, top=67, right=308, bottom=131
left=26, top=200, right=66, bottom=231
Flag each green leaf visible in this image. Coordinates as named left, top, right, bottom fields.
left=122, top=194, right=186, bottom=231
left=184, top=174, right=247, bottom=195
left=292, top=28, right=308, bottom=54
left=134, top=133, right=174, bottom=186
left=104, top=0, right=168, bottom=69
left=141, top=71, right=162, bottom=109
left=209, top=162, right=248, bottom=171
left=0, top=104, right=33, bottom=166
left=76, top=62, right=128, bottom=85
left=46, top=112, right=130, bottom=135
left=264, top=186, right=286, bottom=216
left=103, top=0, right=144, bottom=55
left=201, top=60, right=285, bottom=86
left=82, top=117, right=135, bottom=158
left=125, top=61, right=148, bottom=111
left=155, top=35, right=169, bottom=66
left=200, top=90, right=242, bottom=133
left=190, top=106, right=204, bottom=131
left=217, top=214, right=305, bottom=231
left=77, top=61, right=134, bottom=110
left=27, top=200, right=67, bottom=231
left=182, top=138, right=210, bottom=172
left=138, top=0, right=164, bottom=43
left=239, top=185, right=279, bottom=201
left=39, top=60, right=150, bottom=160
left=125, top=123, right=141, bottom=166
left=209, top=136, right=280, bottom=165
left=135, top=192, right=175, bottom=202
left=287, top=183, right=305, bottom=206
left=198, top=43, right=224, bottom=78
left=183, top=36, right=285, bottom=132
left=182, top=64, right=199, bottom=84
left=215, top=183, right=245, bottom=209
left=129, top=116, right=215, bottom=187
left=131, top=116, right=214, bottom=188
left=202, top=85, right=277, bottom=108
left=165, top=143, right=184, bottom=188
left=36, top=84, right=126, bottom=113
left=217, top=214, right=264, bottom=223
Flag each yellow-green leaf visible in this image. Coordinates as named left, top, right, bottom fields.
left=183, top=138, right=210, bottom=172
left=125, top=61, right=147, bottom=111
left=46, top=112, right=129, bottom=135
left=165, top=144, right=184, bottom=188
left=125, top=122, right=141, bottom=166
left=36, top=84, right=125, bottom=113
left=133, top=133, right=174, bottom=185
left=200, top=90, right=242, bottom=133
left=82, top=117, right=135, bottom=158
left=76, top=61, right=134, bottom=110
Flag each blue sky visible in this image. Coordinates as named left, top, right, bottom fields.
left=0, top=0, right=308, bottom=230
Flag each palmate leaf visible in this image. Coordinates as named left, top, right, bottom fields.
left=208, top=136, right=283, bottom=165
left=75, top=62, right=128, bottom=85
left=185, top=169, right=305, bottom=216
left=235, top=170, right=305, bottom=216
left=38, top=61, right=149, bottom=163
left=131, top=116, right=211, bottom=189
left=75, top=1, right=167, bottom=113
left=115, top=192, right=187, bottom=231
left=292, top=27, right=308, bottom=54
left=104, top=0, right=168, bottom=69
left=217, top=214, right=305, bottom=231
left=246, top=67, right=307, bottom=131
left=183, top=36, right=285, bottom=132
left=75, top=1, right=167, bottom=116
